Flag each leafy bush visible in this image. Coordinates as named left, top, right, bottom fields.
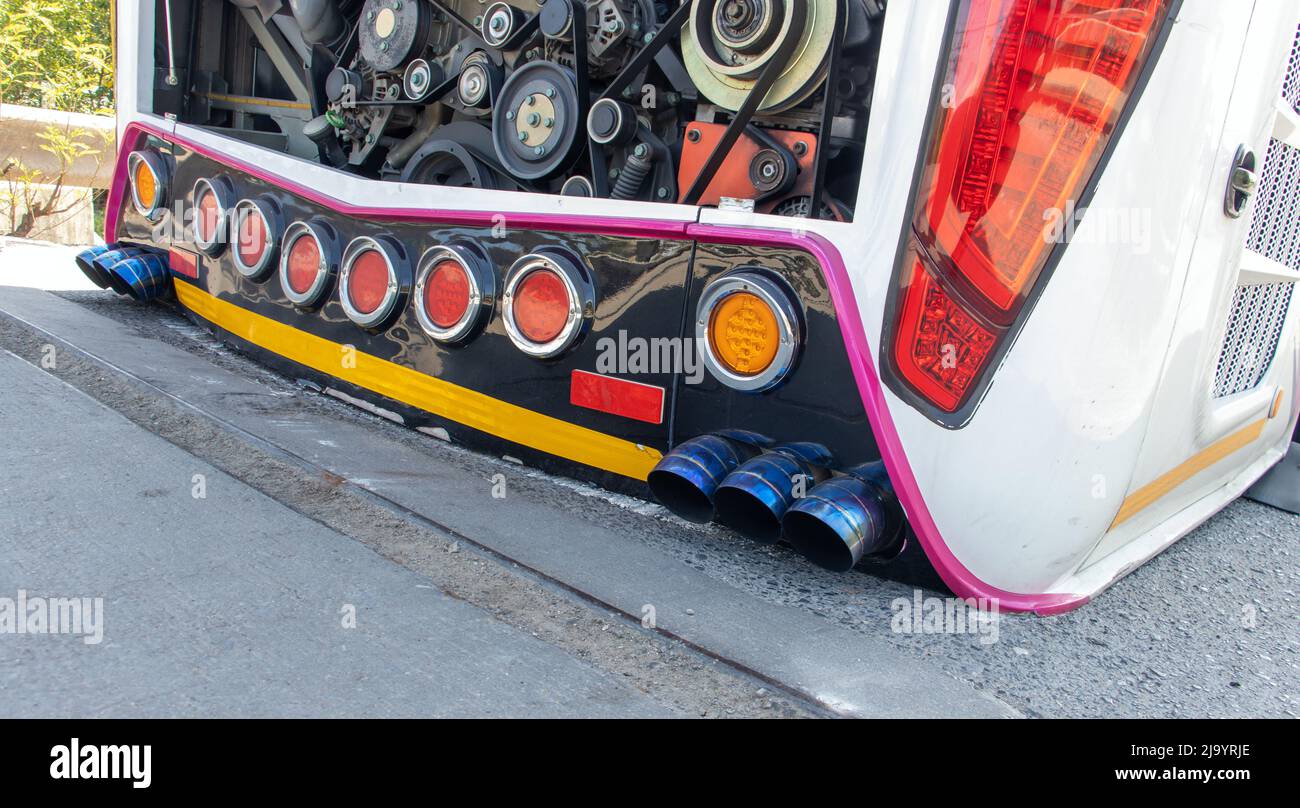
left=0, top=0, right=114, bottom=114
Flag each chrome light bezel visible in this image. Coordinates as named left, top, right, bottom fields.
left=501, top=249, right=593, bottom=359
left=413, top=242, right=495, bottom=345
left=279, top=219, right=340, bottom=310
left=339, top=235, right=410, bottom=330
left=230, top=196, right=282, bottom=281
left=127, top=149, right=172, bottom=221
left=190, top=176, right=236, bottom=256
left=695, top=270, right=801, bottom=393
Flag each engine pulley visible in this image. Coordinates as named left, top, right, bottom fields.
left=681, top=0, right=836, bottom=112
left=491, top=61, right=584, bottom=181
left=358, top=0, right=433, bottom=73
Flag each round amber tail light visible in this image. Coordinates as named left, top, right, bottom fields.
left=696, top=271, right=801, bottom=392
left=127, top=150, right=171, bottom=220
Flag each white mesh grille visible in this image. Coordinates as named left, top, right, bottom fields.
left=1283, top=18, right=1299, bottom=113
left=1217, top=21, right=1300, bottom=399
left=1246, top=139, right=1300, bottom=272
left=1245, top=21, right=1300, bottom=271
left=1213, top=282, right=1294, bottom=398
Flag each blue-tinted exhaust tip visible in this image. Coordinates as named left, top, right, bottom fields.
left=713, top=443, right=834, bottom=543
left=74, top=245, right=115, bottom=289
left=647, top=434, right=758, bottom=523
left=781, top=461, right=907, bottom=572
left=107, top=253, right=171, bottom=302
left=92, top=247, right=145, bottom=296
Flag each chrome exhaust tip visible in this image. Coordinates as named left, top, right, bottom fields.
left=647, top=434, right=757, bottom=523
left=781, top=462, right=906, bottom=572
left=713, top=443, right=833, bottom=543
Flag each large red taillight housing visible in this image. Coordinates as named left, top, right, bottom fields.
left=885, top=0, right=1171, bottom=420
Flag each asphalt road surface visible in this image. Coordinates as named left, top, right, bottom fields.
left=0, top=241, right=1295, bottom=717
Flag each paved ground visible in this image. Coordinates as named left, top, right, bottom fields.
left=0, top=246, right=1295, bottom=718
left=0, top=352, right=683, bottom=717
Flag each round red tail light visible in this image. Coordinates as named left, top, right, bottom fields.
left=237, top=211, right=266, bottom=266
left=279, top=220, right=338, bottom=310
left=286, top=236, right=321, bottom=295
left=513, top=270, right=568, bottom=343
left=502, top=250, right=593, bottom=358
left=340, top=236, right=410, bottom=329
left=348, top=251, right=390, bottom=314
left=197, top=192, right=219, bottom=243
left=191, top=176, right=234, bottom=256
left=425, top=260, right=470, bottom=328
left=414, top=243, right=494, bottom=344
left=231, top=197, right=281, bottom=280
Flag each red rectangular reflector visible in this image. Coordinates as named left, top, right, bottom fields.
left=570, top=370, right=665, bottom=425
left=169, top=248, right=199, bottom=279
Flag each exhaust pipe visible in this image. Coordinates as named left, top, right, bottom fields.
left=105, top=253, right=171, bottom=302
left=647, top=434, right=761, bottom=523
left=781, top=462, right=906, bottom=572
left=89, top=247, right=146, bottom=296
left=712, top=443, right=833, bottom=543
left=74, top=245, right=115, bottom=289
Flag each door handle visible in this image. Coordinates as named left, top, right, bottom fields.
left=1224, top=144, right=1258, bottom=219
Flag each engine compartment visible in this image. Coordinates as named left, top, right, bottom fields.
left=154, top=0, right=884, bottom=220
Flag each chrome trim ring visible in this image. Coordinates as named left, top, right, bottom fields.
left=127, top=150, right=171, bottom=220
left=501, top=250, right=593, bottom=359
left=695, top=270, right=801, bottom=393
left=190, top=176, right=235, bottom=256
left=339, top=235, right=409, bottom=330
left=230, top=196, right=282, bottom=280
left=278, top=219, right=339, bottom=310
left=413, top=242, right=495, bottom=344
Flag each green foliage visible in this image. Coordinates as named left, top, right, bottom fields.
left=0, top=0, right=114, bottom=114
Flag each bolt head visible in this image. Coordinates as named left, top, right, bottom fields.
left=519, top=131, right=528, bottom=142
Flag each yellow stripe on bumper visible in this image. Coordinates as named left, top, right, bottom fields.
left=174, top=282, right=663, bottom=480
left=1109, top=417, right=1268, bottom=529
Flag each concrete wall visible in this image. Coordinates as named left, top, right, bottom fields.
left=0, top=105, right=116, bottom=244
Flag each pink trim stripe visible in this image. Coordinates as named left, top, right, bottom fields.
left=114, top=120, right=1087, bottom=614
left=689, top=225, right=1087, bottom=616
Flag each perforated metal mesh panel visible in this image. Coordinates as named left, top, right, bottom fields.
left=1215, top=22, right=1300, bottom=399
left=1246, top=139, right=1300, bottom=272
left=1213, top=282, right=1294, bottom=398
left=1246, top=21, right=1300, bottom=270
left=1283, top=19, right=1299, bottom=112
